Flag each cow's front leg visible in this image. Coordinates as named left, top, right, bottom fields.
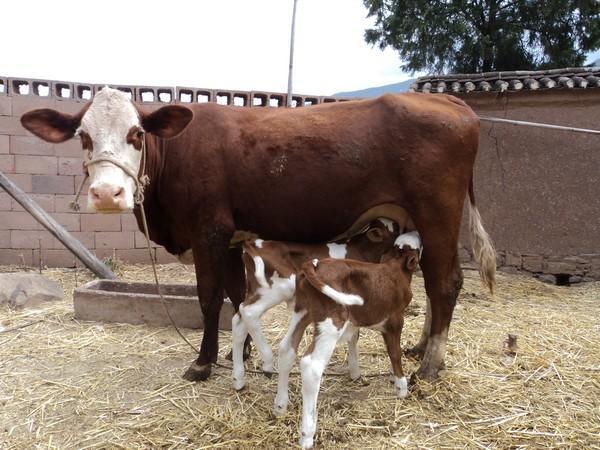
left=182, top=227, right=232, bottom=382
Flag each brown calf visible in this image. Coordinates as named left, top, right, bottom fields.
left=273, top=231, right=421, bottom=449
left=231, top=218, right=401, bottom=390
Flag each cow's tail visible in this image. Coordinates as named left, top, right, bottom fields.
left=302, top=259, right=364, bottom=306
left=467, top=177, right=496, bottom=294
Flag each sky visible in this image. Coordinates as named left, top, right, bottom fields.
left=1, top=0, right=414, bottom=96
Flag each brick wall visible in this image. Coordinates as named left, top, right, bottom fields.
left=0, top=76, right=345, bottom=268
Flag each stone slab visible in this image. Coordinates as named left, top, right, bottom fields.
left=0, top=272, right=64, bottom=308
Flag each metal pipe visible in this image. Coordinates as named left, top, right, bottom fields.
left=286, top=0, right=299, bottom=108
left=479, top=116, right=600, bottom=135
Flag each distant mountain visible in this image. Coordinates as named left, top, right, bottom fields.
left=333, top=79, right=416, bottom=98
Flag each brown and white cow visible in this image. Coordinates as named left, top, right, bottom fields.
left=231, top=218, right=401, bottom=390
left=273, top=231, right=421, bottom=449
left=21, top=87, right=495, bottom=382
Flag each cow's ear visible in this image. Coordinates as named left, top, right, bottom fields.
left=366, top=226, right=385, bottom=242
left=21, top=108, right=81, bottom=143
left=141, top=105, right=193, bottom=139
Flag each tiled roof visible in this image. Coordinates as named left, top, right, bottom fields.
left=411, top=67, right=600, bottom=94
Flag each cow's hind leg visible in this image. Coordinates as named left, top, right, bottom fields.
left=415, top=244, right=463, bottom=381
left=224, top=247, right=252, bottom=362
left=406, top=295, right=431, bottom=360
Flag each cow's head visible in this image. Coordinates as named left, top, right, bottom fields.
left=21, top=87, right=193, bottom=212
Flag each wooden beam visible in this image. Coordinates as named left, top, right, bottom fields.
left=0, top=171, right=116, bottom=279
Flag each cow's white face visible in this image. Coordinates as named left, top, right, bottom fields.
left=21, top=87, right=194, bottom=213
left=79, top=88, right=142, bottom=212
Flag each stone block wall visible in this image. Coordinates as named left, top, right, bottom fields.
left=0, top=76, right=345, bottom=268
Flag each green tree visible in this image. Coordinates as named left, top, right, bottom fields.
left=363, top=0, right=600, bottom=74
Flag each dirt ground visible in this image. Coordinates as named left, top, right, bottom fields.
left=1, top=263, right=599, bottom=449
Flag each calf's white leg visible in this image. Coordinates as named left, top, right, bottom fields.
left=345, top=328, right=361, bottom=380
left=231, top=313, right=249, bottom=390
left=240, top=276, right=295, bottom=375
left=299, top=319, right=344, bottom=449
left=273, top=309, right=307, bottom=416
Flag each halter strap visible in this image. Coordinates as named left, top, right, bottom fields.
left=69, top=135, right=149, bottom=211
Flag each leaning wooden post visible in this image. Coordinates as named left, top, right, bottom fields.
left=0, top=171, right=116, bottom=279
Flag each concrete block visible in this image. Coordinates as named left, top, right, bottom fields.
left=1, top=211, right=44, bottom=230
left=95, top=231, right=134, bottom=249
left=54, top=138, right=84, bottom=157
left=0, top=96, right=11, bottom=116
left=545, top=260, right=581, bottom=275
left=51, top=212, right=81, bottom=231
left=522, top=255, right=543, bottom=272
left=156, top=247, right=177, bottom=264
left=0, top=154, right=14, bottom=172
left=69, top=231, right=95, bottom=249
left=55, top=194, right=88, bottom=213
left=32, top=175, right=74, bottom=194
left=11, top=194, right=54, bottom=213
left=33, top=249, right=78, bottom=268
left=0, top=248, right=34, bottom=266
left=14, top=155, right=57, bottom=174
left=11, top=95, right=56, bottom=116
left=11, top=230, right=57, bottom=249
left=10, top=135, right=54, bottom=155
left=120, top=213, right=140, bottom=231
left=73, top=280, right=234, bottom=330
left=505, top=252, right=522, bottom=268
left=135, top=231, right=159, bottom=248
left=0, top=193, right=11, bottom=210
left=116, top=248, right=154, bottom=263
left=0, top=135, right=8, bottom=153
left=58, top=157, right=84, bottom=175
left=81, top=214, right=121, bottom=232
left=0, top=116, right=30, bottom=136
left=4, top=173, right=33, bottom=192
left=0, top=230, right=10, bottom=247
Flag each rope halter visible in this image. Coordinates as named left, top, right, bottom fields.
left=69, top=133, right=149, bottom=211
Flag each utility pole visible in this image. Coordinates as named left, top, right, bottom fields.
left=287, top=0, right=299, bottom=107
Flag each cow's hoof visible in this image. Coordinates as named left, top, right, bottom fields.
left=263, top=370, right=273, bottom=379
left=410, top=366, right=440, bottom=384
left=182, top=362, right=212, bottom=382
left=405, top=344, right=426, bottom=360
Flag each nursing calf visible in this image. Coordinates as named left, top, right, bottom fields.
left=274, top=231, right=421, bottom=449
left=231, top=219, right=401, bottom=390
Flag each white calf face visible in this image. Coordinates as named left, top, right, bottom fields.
left=79, top=88, right=143, bottom=212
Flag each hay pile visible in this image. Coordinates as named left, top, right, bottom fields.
left=1, top=263, right=599, bottom=449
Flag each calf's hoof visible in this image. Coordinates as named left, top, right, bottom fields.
left=182, top=362, right=212, bottom=382
left=273, top=400, right=288, bottom=417
left=299, top=434, right=314, bottom=449
left=233, top=377, right=246, bottom=391
left=263, top=370, right=274, bottom=379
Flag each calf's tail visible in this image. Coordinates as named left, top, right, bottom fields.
left=467, top=177, right=496, bottom=294
left=302, top=260, right=364, bottom=306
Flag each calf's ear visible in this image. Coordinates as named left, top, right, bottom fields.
left=141, top=105, right=193, bottom=139
left=366, top=227, right=385, bottom=242
left=405, top=253, right=419, bottom=272
left=21, top=108, right=82, bottom=143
